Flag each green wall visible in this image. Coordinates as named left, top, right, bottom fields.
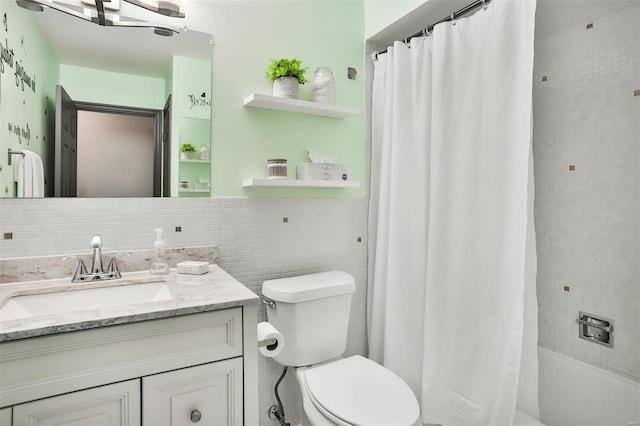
left=170, top=56, right=212, bottom=197
left=195, top=0, right=366, bottom=197
left=59, top=64, right=167, bottom=109
left=0, top=0, right=59, bottom=197
left=364, top=0, right=426, bottom=39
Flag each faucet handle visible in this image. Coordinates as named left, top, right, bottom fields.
left=62, top=255, right=89, bottom=282
left=74, top=259, right=89, bottom=280
left=106, top=252, right=132, bottom=279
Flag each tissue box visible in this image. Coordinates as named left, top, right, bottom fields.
left=177, top=261, right=209, bottom=275
left=297, top=163, right=348, bottom=181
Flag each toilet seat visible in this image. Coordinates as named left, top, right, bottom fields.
left=299, top=355, right=420, bottom=426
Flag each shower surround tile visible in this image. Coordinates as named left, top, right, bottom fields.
left=533, top=1, right=640, bottom=382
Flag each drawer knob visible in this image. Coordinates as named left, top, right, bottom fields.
left=190, top=409, right=202, bottom=423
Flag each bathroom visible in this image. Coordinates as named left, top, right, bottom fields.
left=0, top=0, right=638, bottom=425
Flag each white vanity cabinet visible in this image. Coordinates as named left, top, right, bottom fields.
left=0, top=305, right=258, bottom=426
left=143, top=359, right=243, bottom=425
left=0, top=407, right=11, bottom=425
left=12, top=380, right=140, bottom=426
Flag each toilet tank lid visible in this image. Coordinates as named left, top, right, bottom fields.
left=262, top=271, right=355, bottom=303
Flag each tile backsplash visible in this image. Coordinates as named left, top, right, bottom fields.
left=533, top=1, right=640, bottom=382
left=0, top=196, right=369, bottom=425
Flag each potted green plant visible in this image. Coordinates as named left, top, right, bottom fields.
left=265, top=58, right=308, bottom=99
left=180, top=143, right=196, bottom=160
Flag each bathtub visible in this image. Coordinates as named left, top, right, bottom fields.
left=538, top=347, right=640, bottom=426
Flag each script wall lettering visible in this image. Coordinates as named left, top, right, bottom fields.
left=7, top=122, right=31, bottom=145
left=188, top=92, right=211, bottom=110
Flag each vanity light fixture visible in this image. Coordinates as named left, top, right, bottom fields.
left=16, top=0, right=184, bottom=36
left=16, top=0, right=44, bottom=11
left=133, top=0, right=184, bottom=17
left=83, top=0, right=185, bottom=17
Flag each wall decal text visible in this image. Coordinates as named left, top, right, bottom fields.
left=188, top=93, right=211, bottom=110
left=15, top=59, right=35, bottom=92
left=0, top=38, right=14, bottom=73
left=7, top=122, right=31, bottom=145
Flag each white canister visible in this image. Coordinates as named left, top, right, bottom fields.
left=311, top=67, right=335, bottom=104
left=268, top=159, right=288, bottom=179
left=199, top=145, right=209, bottom=161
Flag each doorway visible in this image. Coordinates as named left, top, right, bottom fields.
left=55, top=85, right=171, bottom=197
left=77, top=111, right=154, bottom=197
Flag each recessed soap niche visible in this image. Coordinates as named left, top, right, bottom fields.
left=578, top=311, right=614, bottom=348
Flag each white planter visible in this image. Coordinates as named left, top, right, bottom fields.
left=180, top=152, right=194, bottom=160
left=272, top=77, right=299, bottom=99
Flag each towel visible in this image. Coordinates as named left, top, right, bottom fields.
left=14, top=150, right=44, bottom=198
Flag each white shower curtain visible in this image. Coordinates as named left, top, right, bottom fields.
left=368, top=1, right=538, bottom=425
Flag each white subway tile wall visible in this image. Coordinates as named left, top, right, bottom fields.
left=0, top=197, right=369, bottom=424
left=533, top=1, right=640, bottom=382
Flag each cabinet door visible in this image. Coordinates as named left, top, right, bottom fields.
left=143, top=358, right=243, bottom=426
left=0, top=407, right=11, bottom=426
left=12, top=380, right=140, bottom=426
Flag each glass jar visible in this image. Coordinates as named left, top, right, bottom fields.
left=199, top=145, right=209, bottom=161
left=311, top=66, right=335, bottom=104
left=267, top=159, right=287, bottom=179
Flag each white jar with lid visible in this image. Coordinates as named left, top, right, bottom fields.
left=311, top=67, right=335, bottom=104
left=199, top=145, right=209, bottom=161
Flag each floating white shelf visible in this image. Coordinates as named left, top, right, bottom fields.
left=179, top=188, right=210, bottom=193
left=179, top=159, right=210, bottom=164
left=243, top=94, right=360, bottom=119
left=242, top=178, right=360, bottom=189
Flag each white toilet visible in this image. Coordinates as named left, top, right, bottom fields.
left=262, top=271, right=420, bottom=426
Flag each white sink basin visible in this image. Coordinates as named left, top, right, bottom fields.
left=0, top=281, right=172, bottom=321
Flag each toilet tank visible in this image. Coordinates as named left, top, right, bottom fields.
left=262, top=271, right=355, bottom=367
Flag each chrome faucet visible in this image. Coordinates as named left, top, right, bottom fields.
left=68, top=236, right=129, bottom=283
left=89, top=235, right=104, bottom=275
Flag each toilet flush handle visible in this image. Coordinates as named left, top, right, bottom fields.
left=262, top=298, right=276, bottom=309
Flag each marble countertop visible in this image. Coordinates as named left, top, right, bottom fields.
left=0, top=265, right=259, bottom=342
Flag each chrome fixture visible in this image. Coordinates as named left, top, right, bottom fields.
left=7, top=149, right=25, bottom=166
left=578, top=311, right=614, bottom=348
left=258, top=337, right=278, bottom=348
left=262, top=297, right=276, bottom=310
left=16, top=0, right=43, bottom=11
left=190, top=409, right=202, bottom=423
left=16, top=0, right=184, bottom=36
left=89, top=235, right=104, bottom=274
left=67, top=236, right=130, bottom=282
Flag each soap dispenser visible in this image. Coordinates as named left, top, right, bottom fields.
left=150, top=228, right=169, bottom=275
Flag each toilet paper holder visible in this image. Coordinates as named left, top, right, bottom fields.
left=258, top=337, right=278, bottom=348
left=259, top=299, right=278, bottom=347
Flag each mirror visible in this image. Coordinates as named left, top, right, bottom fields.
left=0, top=0, right=213, bottom=198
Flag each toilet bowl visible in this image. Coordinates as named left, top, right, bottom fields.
left=296, top=355, right=420, bottom=426
left=262, top=271, right=420, bottom=426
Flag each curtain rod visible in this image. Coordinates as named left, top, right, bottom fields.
left=374, top=0, right=492, bottom=59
